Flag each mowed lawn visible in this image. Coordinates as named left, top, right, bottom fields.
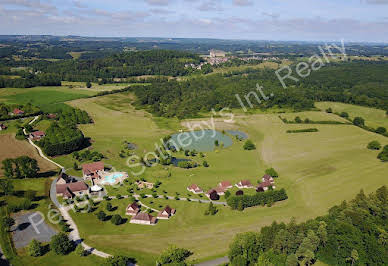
left=316, top=101, right=388, bottom=129
left=60, top=94, right=388, bottom=264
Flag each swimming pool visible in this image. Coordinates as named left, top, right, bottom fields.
left=102, top=172, right=124, bottom=184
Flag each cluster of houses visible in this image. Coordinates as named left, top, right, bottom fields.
left=126, top=202, right=175, bottom=225
left=187, top=175, right=276, bottom=200
left=56, top=172, right=90, bottom=199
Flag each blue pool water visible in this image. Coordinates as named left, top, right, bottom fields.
left=169, top=130, right=233, bottom=152
left=103, top=173, right=124, bottom=184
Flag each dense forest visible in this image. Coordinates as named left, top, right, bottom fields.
left=1, top=50, right=203, bottom=82
left=228, top=186, right=388, bottom=265
left=37, top=107, right=91, bottom=156
left=131, top=61, right=388, bottom=118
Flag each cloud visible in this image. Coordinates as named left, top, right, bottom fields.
left=0, top=0, right=56, bottom=11
left=73, top=0, right=87, bottom=9
left=365, top=0, right=388, bottom=4
left=149, top=8, right=173, bottom=15
left=261, top=12, right=279, bottom=19
left=198, top=0, right=223, bottom=11
left=144, top=0, right=170, bottom=6
left=233, top=0, right=253, bottom=6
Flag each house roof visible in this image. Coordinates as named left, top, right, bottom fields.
left=127, top=202, right=139, bottom=211
left=47, top=113, right=57, bottom=119
left=262, top=174, right=273, bottom=181
left=258, top=181, right=272, bottom=188
left=57, top=172, right=73, bottom=183
left=30, top=131, right=45, bottom=137
left=162, top=206, right=174, bottom=215
left=188, top=184, right=202, bottom=191
left=132, top=212, right=155, bottom=222
left=56, top=181, right=88, bottom=194
left=219, top=181, right=231, bottom=187
left=214, top=186, right=226, bottom=193
left=239, top=180, right=252, bottom=186
left=13, top=108, right=24, bottom=114
left=82, top=161, right=104, bottom=175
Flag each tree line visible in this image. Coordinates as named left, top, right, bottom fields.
left=228, top=186, right=388, bottom=265
left=130, top=61, right=388, bottom=119
left=227, top=189, right=288, bottom=210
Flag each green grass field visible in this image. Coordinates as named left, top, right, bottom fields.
left=0, top=86, right=95, bottom=111
left=316, top=102, right=388, bottom=129
left=53, top=94, right=388, bottom=264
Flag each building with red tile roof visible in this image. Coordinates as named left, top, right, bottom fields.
left=130, top=212, right=157, bottom=225
left=157, top=206, right=176, bottom=219
left=29, top=131, right=45, bottom=141
left=235, top=180, right=253, bottom=189
left=56, top=181, right=88, bottom=199
left=82, top=161, right=104, bottom=179
left=126, top=202, right=140, bottom=216
left=218, top=180, right=232, bottom=189
left=12, top=108, right=24, bottom=115
left=187, top=184, right=203, bottom=194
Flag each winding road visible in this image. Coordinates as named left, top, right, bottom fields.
left=24, top=116, right=112, bottom=258
left=24, top=116, right=228, bottom=264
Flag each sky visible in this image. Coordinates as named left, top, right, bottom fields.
left=0, top=0, right=388, bottom=42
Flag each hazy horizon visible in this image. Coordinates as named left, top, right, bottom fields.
left=0, top=0, right=388, bottom=42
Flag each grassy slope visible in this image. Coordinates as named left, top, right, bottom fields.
left=55, top=94, right=388, bottom=264
left=315, top=101, right=388, bottom=129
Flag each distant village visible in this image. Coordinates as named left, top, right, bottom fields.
left=184, top=49, right=280, bottom=70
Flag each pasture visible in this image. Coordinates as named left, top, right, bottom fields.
left=316, top=101, right=388, bottom=129
left=61, top=93, right=388, bottom=264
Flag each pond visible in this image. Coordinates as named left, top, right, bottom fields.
left=169, top=129, right=233, bottom=152
left=226, top=130, right=248, bottom=140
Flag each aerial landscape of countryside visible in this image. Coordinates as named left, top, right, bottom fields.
left=0, top=1, right=388, bottom=266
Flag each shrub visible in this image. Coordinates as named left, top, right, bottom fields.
left=376, top=127, right=387, bottom=134
left=353, top=117, right=365, bottom=127
left=103, top=256, right=133, bottom=266
left=96, top=211, right=107, bottom=221
left=286, top=128, right=318, bottom=133
left=377, top=145, right=388, bottom=162
left=50, top=232, right=74, bottom=255
left=326, top=107, right=333, bottom=113
left=157, top=246, right=192, bottom=265
left=75, top=244, right=86, bottom=257
left=340, top=112, right=349, bottom=118
left=111, top=214, right=123, bottom=225
left=294, top=116, right=302, bottom=123
left=265, top=168, right=279, bottom=178
left=204, top=202, right=218, bottom=216
left=177, top=161, right=197, bottom=169
left=203, top=160, right=209, bottom=167
left=243, top=140, right=256, bottom=150
left=28, top=239, right=44, bottom=257
left=367, top=141, right=381, bottom=150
